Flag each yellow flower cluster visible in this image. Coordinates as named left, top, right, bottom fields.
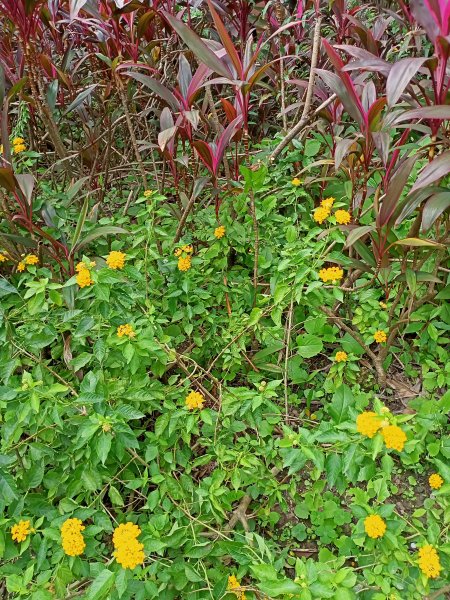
left=25, top=254, right=39, bottom=265
left=291, top=177, right=302, bottom=187
left=319, top=266, right=343, bottom=284
left=374, top=330, right=387, bottom=343
left=335, top=351, right=348, bottom=362
left=0, top=252, right=7, bottom=262
left=381, top=425, right=407, bottom=451
left=357, top=412, right=407, bottom=451
left=185, top=390, right=204, bottom=410
left=429, top=473, right=443, bottom=490
left=335, top=209, right=351, bottom=225
left=313, top=206, right=330, bottom=224
left=76, top=268, right=94, bottom=288
left=60, top=518, right=86, bottom=556
left=106, top=250, right=126, bottom=270
left=228, top=575, right=246, bottom=600
left=418, top=544, right=441, bottom=579
left=176, top=245, right=193, bottom=271
left=321, top=197, right=334, bottom=210
left=76, top=260, right=95, bottom=272
left=17, top=254, right=39, bottom=272
left=214, top=225, right=226, bottom=239
left=75, top=260, right=95, bottom=288
left=379, top=301, right=387, bottom=309
left=11, top=520, right=32, bottom=543
left=117, top=324, right=135, bottom=338
left=356, top=412, right=383, bottom=438
left=143, top=189, right=154, bottom=197
left=113, top=522, right=145, bottom=569
left=364, top=514, right=386, bottom=539
left=12, top=137, right=26, bottom=154
left=313, top=199, right=352, bottom=226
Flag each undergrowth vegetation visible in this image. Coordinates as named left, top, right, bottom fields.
left=0, top=0, right=449, bottom=599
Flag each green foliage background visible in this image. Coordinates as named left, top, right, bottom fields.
left=1, top=151, right=449, bottom=599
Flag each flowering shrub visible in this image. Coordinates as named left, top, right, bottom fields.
left=0, top=0, right=449, bottom=598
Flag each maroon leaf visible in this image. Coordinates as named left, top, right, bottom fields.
left=178, top=55, right=192, bottom=100
left=410, top=0, right=439, bottom=42
left=334, top=137, right=359, bottom=170
left=411, top=150, right=450, bottom=191
left=163, top=12, right=231, bottom=79
left=193, top=141, right=214, bottom=173
left=344, top=225, right=375, bottom=248
left=378, top=155, right=416, bottom=227
left=394, top=105, right=450, bottom=123
left=316, top=69, right=365, bottom=128
left=422, top=191, right=450, bottom=231
left=126, top=72, right=178, bottom=110
left=213, top=115, right=243, bottom=175
left=395, top=187, right=437, bottom=225
left=386, top=57, right=427, bottom=107
left=205, top=0, right=242, bottom=76
left=321, top=40, right=367, bottom=127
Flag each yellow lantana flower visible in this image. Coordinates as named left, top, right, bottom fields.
left=374, top=330, right=387, bottom=343
left=319, top=266, right=343, bottom=284
left=291, top=177, right=302, bottom=186
left=178, top=256, right=191, bottom=271
left=356, top=411, right=382, bottom=438
left=106, top=251, right=126, bottom=270
left=335, top=351, right=348, bottom=362
left=228, top=575, right=246, bottom=600
left=364, top=514, right=386, bottom=539
left=76, top=269, right=93, bottom=288
left=321, top=197, right=335, bottom=210
left=214, top=225, right=225, bottom=239
left=335, top=209, right=351, bottom=225
left=117, top=324, right=135, bottom=338
left=185, top=390, right=204, bottom=410
left=24, top=254, right=38, bottom=265
left=112, top=522, right=145, bottom=570
left=60, top=518, right=85, bottom=557
left=429, top=473, right=443, bottom=490
left=11, top=520, right=32, bottom=543
left=313, top=206, right=330, bottom=224
left=114, top=537, right=145, bottom=569
left=418, top=545, right=441, bottom=579
left=381, top=425, right=406, bottom=451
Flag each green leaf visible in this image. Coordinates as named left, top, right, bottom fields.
left=86, top=569, right=115, bottom=600
left=0, top=279, right=19, bottom=298
left=328, top=385, right=353, bottom=424
left=109, top=486, right=124, bottom=507
left=96, top=434, right=112, bottom=465
left=296, top=334, right=323, bottom=358
left=248, top=308, right=262, bottom=326
left=258, top=579, right=303, bottom=596
left=392, top=237, right=445, bottom=249
left=72, top=226, right=128, bottom=254
left=325, top=453, right=342, bottom=489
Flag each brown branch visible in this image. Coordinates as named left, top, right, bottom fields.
left=269, top=16, right=324, bottom=163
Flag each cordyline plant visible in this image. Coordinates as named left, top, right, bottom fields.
left=297, top=0, right=450, bottom=386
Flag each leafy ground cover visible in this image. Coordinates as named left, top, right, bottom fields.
left=0, top=1, right=449, bottom=599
